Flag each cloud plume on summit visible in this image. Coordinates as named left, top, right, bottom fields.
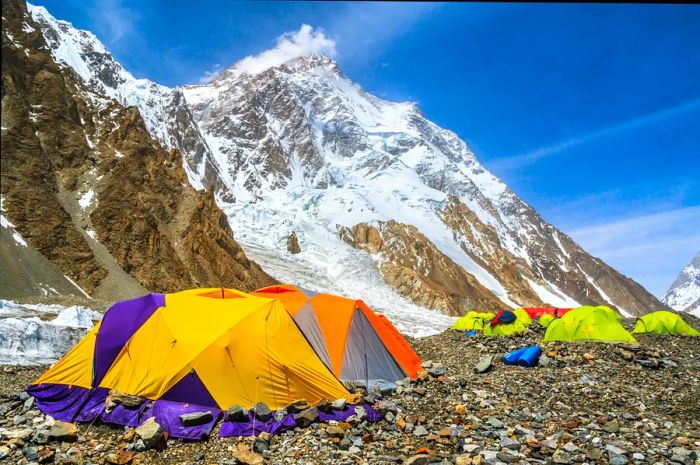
left=230, top=24, right=336, bottom=76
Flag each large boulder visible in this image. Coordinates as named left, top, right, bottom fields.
left=49, top=421, right=78, bottom=442
left=294, top=406, right=319, bottom=428
left=135, top=417, right=165, bottom=450
left=226, top=405, right=249, bottom=422
left=250, top=402, right=272, bottom=422
left=179, top=411, right=213, bottom=427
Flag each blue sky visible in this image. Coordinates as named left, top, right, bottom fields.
left=34, top=1, right=700, bottom=297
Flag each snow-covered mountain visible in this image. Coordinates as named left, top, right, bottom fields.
left=663, top=252, right=700, bottom=317
left=2, top=0, right=274, bottom=304
left=24, top=3, right=663, bottom=325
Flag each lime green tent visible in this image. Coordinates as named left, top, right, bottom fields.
left=542, top=306, right=637, bottom=343
left=482, top=308, right=532, bottom=337
left=539, top=313, right=555, bottom=328
left=632, top=311, right=699, bottom=336
left=513, top=308, right=533, bottom=326
left=451, top=311, right=494, bottom=331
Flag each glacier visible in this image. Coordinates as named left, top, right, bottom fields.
left=0, top=300, right=101, bottom=365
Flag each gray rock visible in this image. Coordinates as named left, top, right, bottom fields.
left=32, top=429, right=51, bottom=445
left=13, top=414, right=27, bottom=425
left=226, top=405, right=249, bottom=422
left=0, top=446, right=9, bottom=460
left=608, top=450, right=628, bottom=465
left=331, top=398, right=347, bottom=410
left=413, top=425, right=429, bottom=437
left=287, top=400, right=311, bottom=413
left=22, top=396, right=35, bottom=412
left=22, top=445, right=39, bottom=461
left=253, top=436, right=269, bottom=453
left=338, top=437, right=352, bottom=450
left=353, top=406, right=367, bottom=421
left=377, top=400, right=398, bottom=415
left=135, top=417, right=165, bottom=449
left=562, top=442, right=579, bottom=453
left=49, top=421, right=78, bottom=442
left=552, top=449, right=571, bottom=464
left=500, top=437, right=520, bottom=450
left=474, top=355, right=496, bottom=374
left=251, top=402, right=272, bottom=421
left=427, top=363, right=447, bottom=377
left=404, top=455, right=430, bottom=465
left=179, top=411, right=213, bottom=427
left=603, top=419, right=620, bottom=433
left=294, top=406, right=319, bottom=428
left=486, top=416, right=504, bottom=428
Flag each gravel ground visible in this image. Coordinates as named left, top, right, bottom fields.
left=1, top=318, right=699, bottom=465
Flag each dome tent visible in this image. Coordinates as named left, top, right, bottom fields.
left=252, top=285, right=422, bottom=382
left=29, top=289, right=361, bottom=439
left=451, top=311, right=495, bottom=331
left=482, top=308, right=532, bottom=336
left=542, top=305, right=637, bottom=344
left=539, top=313, right=555, bottom=328
left=632, top=310, right=699, bottom=336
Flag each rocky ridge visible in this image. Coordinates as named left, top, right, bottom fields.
left=1, top=0, right=275, bottom=300
left=339, top=221, right=506, bottom=316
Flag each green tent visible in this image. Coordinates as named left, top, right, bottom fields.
left=482, top=308, right=532, bottom=337
left=632, top=311, right=699, bottom=336
left=542, top=305, right=637, bottom=344
left=451, top=311, right=494, bottom=331
left=513, top=308, right=533, bottom=326
left=539, top=313, right=555, bottom=328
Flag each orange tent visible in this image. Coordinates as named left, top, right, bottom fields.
left=252, top=285, right=422, bottom=382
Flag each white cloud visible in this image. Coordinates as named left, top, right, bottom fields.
left=232, top=24, right=336, bottom=76
left=198, top=63, right=221, bottom=84
left=566, top=205, right=700, bottom=298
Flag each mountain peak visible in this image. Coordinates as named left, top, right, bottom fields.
left=211, top=24, right=336, bottom=80
left=663, top=251, right=700, bottom=315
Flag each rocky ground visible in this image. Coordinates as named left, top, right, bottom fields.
left=1, top=319, right=699, bottom=465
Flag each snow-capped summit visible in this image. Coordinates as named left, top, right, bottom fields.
left=663, top=252, right=700, bottom=316
left=24, top=3, right=664, bottom=330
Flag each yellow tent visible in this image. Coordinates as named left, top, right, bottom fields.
left=34, top=288, right=353, bottom=410
left=542, top=305, right=636, bottom=343
left=632, top=310, right=699, bottom=336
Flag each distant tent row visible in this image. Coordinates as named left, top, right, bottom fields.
left=451, top=304, right=698, bottom=343
left=29, top=286, right=422, bottom=439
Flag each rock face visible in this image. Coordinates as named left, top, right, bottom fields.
left=286, top=231, right=301, bottom=254
left=23, top=3, right=664, bottom=317
left=339, top=221, right=506, bottom=315
left=1, top=0, right=275, bottom=300
left=663, top=251, right=700, bottom=315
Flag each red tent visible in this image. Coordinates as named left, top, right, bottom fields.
left=523, top=307, right=573, bottom=318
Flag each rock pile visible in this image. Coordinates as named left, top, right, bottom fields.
left=1, top=320, right=699, bottom=464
